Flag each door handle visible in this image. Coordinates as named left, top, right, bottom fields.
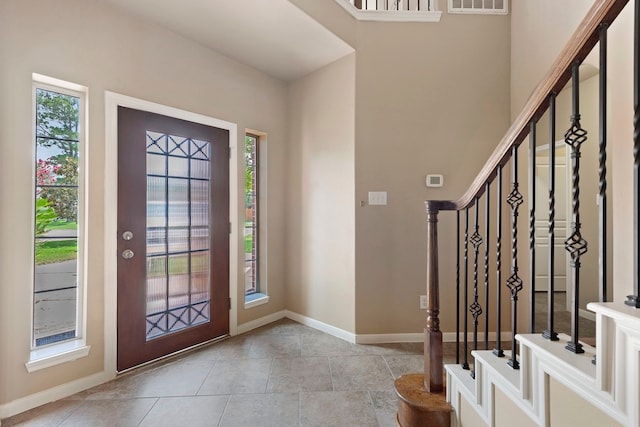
left=122, top=249, right=135, bottom=259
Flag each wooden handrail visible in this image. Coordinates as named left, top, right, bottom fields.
left=428, top=0, right=629, bottom=212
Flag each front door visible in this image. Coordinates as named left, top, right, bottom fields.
left=117, top=106, right=229, bottom=371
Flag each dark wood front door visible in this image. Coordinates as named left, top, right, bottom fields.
left=117, top=106, right=229, bottom=371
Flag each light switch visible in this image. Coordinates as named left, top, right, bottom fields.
left=368, top=191, right=387, bottom=205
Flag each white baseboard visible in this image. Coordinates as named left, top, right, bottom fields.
left=355, top=333, right=423, bottom=344
left=284, top=310, right=356, bottom=343
left=0, top=371, right=113, bottom=421
left=236, top=310, right=286, bottom=335
left=355, top=331, right=512, bottom=344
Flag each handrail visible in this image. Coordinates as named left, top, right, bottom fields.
left=427, top=0, right=629, bottom=212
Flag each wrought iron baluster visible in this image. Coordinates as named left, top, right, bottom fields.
left=507, top=146, right=524, bottom=370
left=626, top=0, right=640, bottom=308
left=565, top=62, right=588, bottom=355
left=543, top=93, right=559, bottom=342
left=599, top=23, right=609, bottom=303
left=493, top=166, right=504, bottom=358
left=484, top=183, right=491, bottom=350
left=470, top=198, right=483, bottom=378
left=463, top=208, right=470, bottom=370
left=529, top=121, right=536, bottom=333
left=456, top=210, right=461, bottom=364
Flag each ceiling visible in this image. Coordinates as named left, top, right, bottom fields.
left=98, top=0, right=354, bottom=81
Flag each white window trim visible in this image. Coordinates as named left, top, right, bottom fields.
left=244, top=130, right=268, bottom=308
left=447, top=0, right=508, bottom=15
left=244, top=294, right=270, bottom=309
left=28, top=74, right=90, bottom=371
left=26, top=340, right=91, bottom=373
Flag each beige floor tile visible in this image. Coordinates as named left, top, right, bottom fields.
left=1, top=400, right=81, bottom=427
left=138, top=395, right=229, bottom=427
left=267, top=357, right=333, bottom=392
left=302, top=333, right=357, bottom=357
left=383, top=354, right=424, bottom=379
left=330, top=355, right=395, bottom=392
left=301, top=391, right=378, bottom=427
left=58, top=398, right=157, bottom=427
left=197, top=358, right=272, bottom=395
left=247, top=334, right=302, bottom=358
left=248, top=318, right=317, bottom=336
left=370, top=390, right=398, bottom=427
left=80, top=359, right=213, bottom=400
left=185, top=336, right=253, bottom=362
left=219, top=393, right=299, bottom=427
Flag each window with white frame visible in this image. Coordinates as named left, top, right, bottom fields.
left=244, top=132, right=268, bottom=307
left=32, top=77, right=86, bottom=351
left=244, top=134, right=260, bottom=295
left=448, top=0, right=508, bottom=14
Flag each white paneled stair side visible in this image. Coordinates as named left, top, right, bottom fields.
left=446, top=302, right=640, bottom=427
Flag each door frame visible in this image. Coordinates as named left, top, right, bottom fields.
left=104, top=92, right=238, bottom=375
left=532, top=142, right=572, bottom=309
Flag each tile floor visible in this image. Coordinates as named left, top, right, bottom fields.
left=2, top=296, right=595, bottom=427
left=3, top=319, right=453, bottom=427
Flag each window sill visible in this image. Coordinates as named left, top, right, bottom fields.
left=244, top=293, right=269, bottom=309
left=26, top=340, right=91, bottom=373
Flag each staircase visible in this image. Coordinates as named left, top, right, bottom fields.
left=395, top=0, right=640, bottom=425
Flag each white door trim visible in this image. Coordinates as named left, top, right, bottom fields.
left=104, top=92, right=238, bottom=375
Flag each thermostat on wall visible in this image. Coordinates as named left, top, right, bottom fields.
left=426, top=174, right=444, bottom=188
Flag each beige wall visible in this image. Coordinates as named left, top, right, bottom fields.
left=353, top=14, right=511, bottom=334
left=286, top=54, right=356, bottom=333
left=0, top=0, right=289, bottom=406
left=288, top=0, right=357, bottom=47
left=510, top=0, right=594, bottom=120
left=609, top=3, right=635, bottom=300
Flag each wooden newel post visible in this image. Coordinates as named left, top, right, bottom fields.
left=424, top=201, right=444, bottom=393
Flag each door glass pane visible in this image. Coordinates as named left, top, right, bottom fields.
left=145, top=131, right=211, bottom=341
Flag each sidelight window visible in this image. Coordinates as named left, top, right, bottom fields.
left=31, top=76, right=87, bottom=357
left=244, top=134, right=260, bottom=296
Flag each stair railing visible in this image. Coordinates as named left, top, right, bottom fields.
left=349, top=0, right=436, bottom=12
left=421, top=0, right=634, bottom=393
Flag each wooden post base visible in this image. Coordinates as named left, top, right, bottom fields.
left=394, top=373, right=452, bottom=427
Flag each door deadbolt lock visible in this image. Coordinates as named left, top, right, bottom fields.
left=122, top=249, right=135, bottom=259
left=122, top=231, right=134, bottom=241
